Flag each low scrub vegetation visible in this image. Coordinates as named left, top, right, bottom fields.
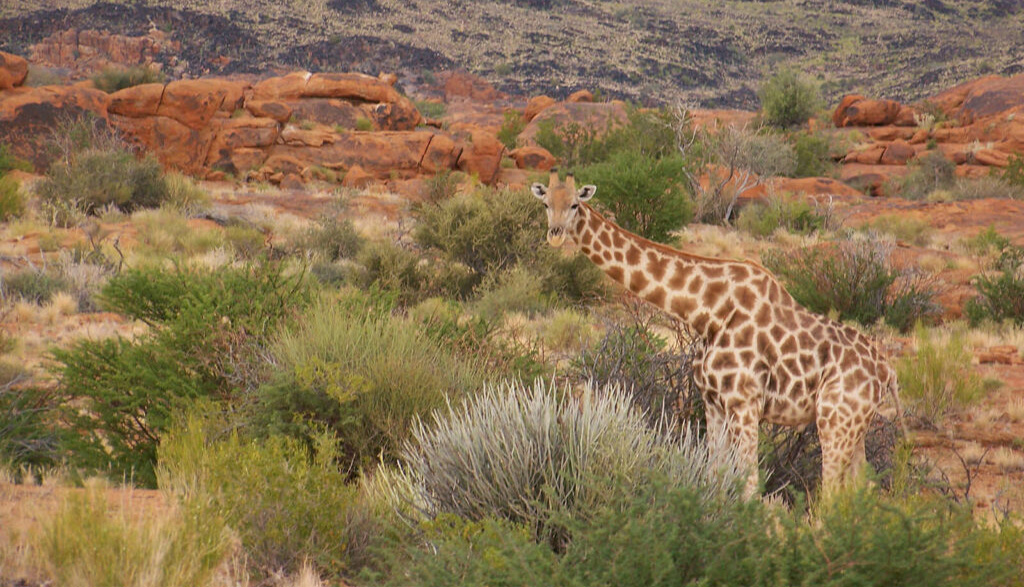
left=92, top=65, right=166, bottom=93
left=36, top=480, right=229, bottom=587
left=758, top=67, right=823, bottom=129
left=897, top=325, right=997, bottom=426
left=736, top=194, right=831, bottom=237
left=763, top=236, right=941, bottom=332
left=965, top=243, right=1024, bottom=326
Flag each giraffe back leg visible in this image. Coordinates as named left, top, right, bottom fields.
left=720, top=374, right=763, bottom=498
left=817, top=383, right=873, bottom=492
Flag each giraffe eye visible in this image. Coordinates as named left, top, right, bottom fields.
left=543, top=203, right=549, bottom=209
left=571, top=204, right=579, bottom=210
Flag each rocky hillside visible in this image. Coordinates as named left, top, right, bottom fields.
left=2, top=0, right=1024, bottom=108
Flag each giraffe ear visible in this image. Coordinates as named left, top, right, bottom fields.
left=577, top=185, right=596, bottom=201
left=530, top=183, right=548, bottom=199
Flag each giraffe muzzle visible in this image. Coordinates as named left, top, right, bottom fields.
left=547, top=227, right=566, bottom=247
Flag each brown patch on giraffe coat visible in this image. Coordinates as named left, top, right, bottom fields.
left=729, top=265, right=750, bottom=281
left=715, top=303, right=734, bottom=321
left=647, top=287, right=667, bottom=308
left=629, top=271, right=649, bottom=293
left=704, top=281, right=728, bottom=306
left=588, top=211, right=602, bottom=230
left=668, top=263, right=688, bottom=288
left=720, top=373, right=736, bottom=390
left=589, top=253, right=603, bottom=265
left=626, top=246, right=641, bottom=266
left=648, top=254, right=669, bottom=281
left=688, top=278, right=702, bottom=295
left=671, top=296, right=697, bottom=317
left=704, top=266, right=725, bottom=279
left=712, top=352, right=738, bottom=370
left=581, top=231, right=593, bottom=247
left=599, top=231, right=612, bottom=247
left=780, top=336, right=798, bottom=355
left=692, top=312, right=710, bottom=333
left=767, top=281, right=782, bottom=303
left=734, top=286, right=757, bottom=309
left=607, top=266, right=625, bottom=282
left=740, top=350, right=756, bottom=363
left=612, top=232, right=625, bottom=247
left=602, top=250, right=613, bottom=262
left=735, top=325, right=755, bottom=347
left=798, top=332, right=815, bottom=348
left=755, top=304, right=771, bottom=327
left=614, top=251, right=624, bottom=262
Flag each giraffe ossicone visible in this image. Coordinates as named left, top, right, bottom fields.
left=532, top=170, right=900, bottom=497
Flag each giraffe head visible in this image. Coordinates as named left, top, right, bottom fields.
left=530, top=170, right=597, bottom=247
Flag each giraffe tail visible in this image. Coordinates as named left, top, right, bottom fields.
left=887, top=376, right=911, bottom=440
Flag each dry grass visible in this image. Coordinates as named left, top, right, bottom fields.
left=672, top=224, right=761, bottom=262
left=958, top=442, right=988, bottom=467
left=988, top=448, right=1024, bottom=473
left=1006, top=397, right=1024, bottom=423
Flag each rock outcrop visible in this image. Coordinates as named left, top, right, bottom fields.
left=0, top=52, right=29, bottom=91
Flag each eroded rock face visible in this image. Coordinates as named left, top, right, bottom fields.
left=0, top=52, right=29, bottom=91
left=28, top=29, right=176, bottom=77
left=833, top=96, right=905, bottom=127
left=519, top=101, right=628, bottom=146
left=0, top=84, right=111, bottom=168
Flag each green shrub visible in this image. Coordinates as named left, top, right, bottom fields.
left=92, top=65, right=166, bottom=93
left=297, top=212, right=365, bottom=262
left=0, top=178, right=24, bottom=222
left=1002, top=153, right=1024, bottom=187
left=759, top=67, right=823, bottom=129
left=54, top=261, right=311, bottom=486
left=163, top=172, right=211, bottom=216
left=37, top=480, right=230, bottom=587
left=159, top=409, right=375, bottom=577
left=576, top=151, right=692, bottom=243
left=736, top=195, right=829, bottom=238
left=472, top=265, right=550, bottom=318
left=950, top=175, right=1024, bottom=201
left=414, top=99, right=446, bottom=119
left=497, top=110, right=526, bottom=150
left=224, top=223, right=266, bottom=258
left=387, top=480, right=1024, bottom=587
left=532, top=107, right=678, bottom=169
left=896, top=149, right=956, bottom=200
left=1, top=267, right=69, bottom=304
left=763, top=237, right=941, bottom=332
left=37, top=148, right=169, bottom=224
left=423, top=168, right=462, bottom=203
left=0, top=378, right=60, bottom=472
left=405, top=379, right=743, bottom=548
left=962, top=226, right=1011, bottom=257
left=356, top=117, right=374, bottom=131
left=897, top=325, right=994, bottom=426
left=251, top=295, right=484, bottom=474
left=573, top=313, right=701, bottom=434
left=965, top=244, right=1024, bottom=326
left=0, top=143, right=32, bottom=176
left=790, top=130, right=836, bottom=177
left=413, top=187, right=606, bottom=301
left=862, top=213, right=934, bottom=246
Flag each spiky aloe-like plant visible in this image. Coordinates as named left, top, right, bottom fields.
left=405, top=379, right=744, bottom=545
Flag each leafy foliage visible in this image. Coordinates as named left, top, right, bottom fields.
left=789, top=130, right=836, bottom=178
left=897, top=325, right=993, bottom=426
left=736, top=194, right=830, bottom=237
left=758, top=67, right=823, bottom=129
left=91, top=65, right=166, bottom=93
left=53, top=261, right=311, bottom=486
left=251, top=294, right=484, bottom=474
left=576, top=151, right=692, bottom=242
left=0, top=176, right=24, bottom=221
left=965, top=244, right=1024, bottom=326
left=1, top=267, right=69, bottom=304
left=763, top=237, right=941, bottom=332
left=895, top=149, right=955, bottom=200
left=159, top=409, right=375, bottom=577
left=497, top=110, right=526, bottom=150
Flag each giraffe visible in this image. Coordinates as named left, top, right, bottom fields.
left=531, top=170, right=900, bottom=496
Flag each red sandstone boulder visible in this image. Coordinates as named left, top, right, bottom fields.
left=926, top=76, right=1001, bottom=118
left=304, top=72, right=402, bottom=103
left=110, top=114, right=213, bottom=174
left=524, top=96, right=556, bottom=122
left=28, top=29, right=175, bottom=77
left=252, top=72, right=311, bottom=101
left=879, top=140, right=916, bottom=165
left=0, top=52, right=29, bottom=90
left=443, top=71, right=505, bottom=102
left=342, top=164, right=374, bottom=188
left=771, top=177, right=866, bottom=202
left=520, top=101, right=628, bottom=148
left=264, top=130, right=460, bottom=179
left=511, top=145, right=557, bottom=170
left=833, top=95, right=903, bottom=127
left=287, top=98, right=364, bottom=128
left=953, top=74, right=1024, bottom=123
left=280, top=125, right=337, bottom=147
left=205, top=117, right=280, bottom=171
left=245, top=99, right=293, bottom=123
left=567, top=89, right=594, bottom=103
left=843, top=145, right=886, bottom=165
left=366, top=97, right=422, bottom=131
left=156, top=79, right=247, bottom=130
left=107, top=83, right=164, bottom=117
left=0, top=85, right=110, bottom=167
left=457, top=131, right=505, bottom=185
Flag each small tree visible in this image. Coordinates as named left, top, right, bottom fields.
left=759, top=67, right=823, bottom=129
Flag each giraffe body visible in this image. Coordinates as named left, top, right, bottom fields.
left=532, top=172, right=898, bottom=496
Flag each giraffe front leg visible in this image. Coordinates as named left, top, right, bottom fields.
left=725, top=408, right=761, bottom=499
